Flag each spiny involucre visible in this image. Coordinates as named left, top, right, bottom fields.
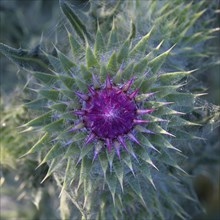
left=0, top=0, right=218, bottom=219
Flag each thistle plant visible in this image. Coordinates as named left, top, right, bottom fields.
left=0, top=0, right=219, bottom=219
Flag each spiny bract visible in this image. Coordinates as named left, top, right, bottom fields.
left=0, top=0, right=218, bottom=219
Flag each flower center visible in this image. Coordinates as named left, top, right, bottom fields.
left=83, top=87, right=137, bottom=139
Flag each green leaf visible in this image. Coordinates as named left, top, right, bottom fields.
left=147, top=123, right=175, bottom=138
left=155, top=106, right=185, bottom=116
left=99, top=151, right=108, bottom=180
left=59, top=158, right=77, bottom=197
left=24, top=98, right=48, bottom=110
left=151, top=85, right=183, bottom=98
left=126, top=141, right=138, bottom=161
left=49, top=103, right=67, bottom=112
left=178, top=9, right=206, bottom=40
left=72, top=74, right=87, bottom=91
left=143, top=101, right=174, bottom=108
left=21, top=133, right=48, bottom=157
left=60, top=0, right=92, bottom=43
left=148, top=44, right=175, bottom=74
left=106, top=150, right=115, bottom=172
left=113, top=64, right=123, bottom=84
left=100, top=64, right=108, bottom=83
left=80, top=65, right=92, bottom=81
left=77, top=157, right=92, bottom=189
left=0, top=43, right=49, bottom=72
left=86, top=45, right=99, bottom=68
left=127, top=20, right=136, bottom=41
left=159, top=70, right=196, bottom=85
left=134, top=73, right=156, bottom=93
left=149, top=134, right=181, bottom=152
left=137, top=162, right=156, bottom=189
left=133, top=56, right=149, bottom=75
left=156, top=148, right=186, bottom=174
left=83, top=176, right=93, bottom=210
left=107, top=51, right=117, bottom=73
left=168, top=116, right=200, bottom=127
left=94, top=25, right=105, bottom=57
left=60, top=89, right=75, bottom=99
left=107, top=21, right=117, bottom=49
left=128, top=177, right=146, bottom=208
left=67, top=30, right=82, bottom=58
left=135, top=145, right=158, bottom=170
left=120, top=62, right=134, bottom=79
left=44, top=119, right=65, bottom=133
left=141, top=114, right=167, bottom=123
left=41, top=158, right=61, bottom=183
left=40, top=89, right=60, bottom=101
left=121, top=151, right=135, bottom=175
left=33, top=72, right=58, bottom=86
left=78, top=143, right=93, bottom=162
left=47, top=54, right=63, bottom=72
left=136, top=132, right=159, bottom=152
left=172, top=129, right=202, bottom=140
left=117, top=39, right=130, bottom=63
left=57, top=49, right=76, bottom=73
left=166, top=93, right=196, bottom=107
left=40, top=142, right=66, bottom=165
left=26, top=112, right=52, bottom=127
left=113, top=161, right=124, bottom=192
left=106, top=172, right=117, bottom=205
left=135, top=92, right=155, bottom=102
left=129, top=27, right=153, bottom=57
left=59, top=75, right=75, bottom=90
left=64, top=133, right=85, bottom=157
left=61, top=112, right=76, bottom=120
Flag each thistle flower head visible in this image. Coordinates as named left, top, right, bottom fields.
left=73, top=75, right=153, bottom=157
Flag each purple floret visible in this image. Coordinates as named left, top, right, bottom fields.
left=83, top=87, right=137, bottom=139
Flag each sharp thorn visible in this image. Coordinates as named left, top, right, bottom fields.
left=92, top=154, right=97, bottom=163
left=72, top=110, right=85, bottom=116
left=133, top=119, right=149, bottom=124
left=127, top=133, right=140, bottom=145
left=76, top=157, right=82, bottom=166
left=92, top=73, right=100, bottom=89
left=116, top=89, right=122, bottom=94
left=162, top=131, right=176, bottom=137
left=117, top=136, right=128, bottom=151
left=135, top=92, right=158, bottom=102
left=88, top=86, right=96, bottom=95
left=93, top=143, right=103, bottom=163
left=114, top=141, right=121, bottom=159
left=92, top=151, right=99, bottom=163
left=137, top=109, right=154, bottom=114
left=74, top=91, right=89, bottom=101
left=106, top=138, right=111, bottom=152
left=129, top=88, right=139, bottom=99
left=85, top=132, right=96, bottom=145
left=121, top=77, right=134, bottom=92
left=69, top=122, right=84, bottom=132
left=135, top=125, right=155, bottom=134
left=105, top=74, right=112, bottom=89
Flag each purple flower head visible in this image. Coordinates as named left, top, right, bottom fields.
left=74, top=75, right=153, bottom=158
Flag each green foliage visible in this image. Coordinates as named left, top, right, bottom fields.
left=0, top=0, right=219, bottom=220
